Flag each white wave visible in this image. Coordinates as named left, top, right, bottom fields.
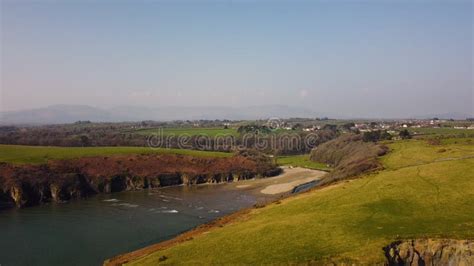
left=158, top=194, right=182, bottom=201
left=161, top=209, right=178, bottom=214
left=103, top=199, right=119, bottom=202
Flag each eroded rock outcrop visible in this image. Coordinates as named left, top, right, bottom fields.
left=0, top=153, right=281, bottom=209
left=384, top=239, right=474, bottom=266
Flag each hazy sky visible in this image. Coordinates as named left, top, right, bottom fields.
left=1, top=0, right=473, bottom=118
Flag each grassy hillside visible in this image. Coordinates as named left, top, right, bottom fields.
left=0, top=145, right=231, bottom=164
left=408, top=127, right=474, bottom=138
left=127, top=138, right=474, bottom=265
left=381, top=138, right=473, bottom=170
left=310, top=134, right=388, bottom=184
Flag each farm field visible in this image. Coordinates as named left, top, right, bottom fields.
left=133, top=127, right=238, bottom=137
left=0, top=145, right=231, bottom=164
left=127, top=138, right=474, bottom=265
left=276, top=154, right=330, bottom=171
left=409, top=127, right=474, bottom=137
left=381, top=138, right=474, bottom=170
left=132, top=127, right=308, bottom=137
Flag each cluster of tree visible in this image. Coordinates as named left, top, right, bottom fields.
left=73, top=120, right=92, bottom=124
left=399, top=129, right=412, bottom=139
left=362, top=130, right=393, bottom=142
left=361, top=129, right=412, bottom=142
left=149, top=129, right=337, bottom=155
left=339, top=122, right=355, bottom=131
left=322, top=124, right=338, bottom=131
left=237, top=125, right=272, bottom=134
left=315, top=117, right=330, bottom=121
left=0, top=128, right=146, bottom=147
left=310, top=134, right=389, bottom=185
left=0, top=123, right=339, bottom=155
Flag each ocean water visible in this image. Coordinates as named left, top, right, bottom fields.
left=0, top=184, right=259, bottom=266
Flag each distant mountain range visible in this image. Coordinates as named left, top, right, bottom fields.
left=0, top=105, right=329, bottom=125
left=0, top=105, right=471, bottom=125
left=0, top=105, right=119, bottom=125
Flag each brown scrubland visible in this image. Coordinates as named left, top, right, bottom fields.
left=310, top=134, right=388, bottom=184
left=0, top=151, right=281, bottom=209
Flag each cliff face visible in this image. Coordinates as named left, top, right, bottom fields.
left=0, top=153, right=281, bottom=209
left=384, top=239, right=474, bottom=266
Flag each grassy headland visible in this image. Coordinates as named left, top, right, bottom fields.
left=124, top=138, right=474, bottom=265
left=0, top=145, right=231, bottom=164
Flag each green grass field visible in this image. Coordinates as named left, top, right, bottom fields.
left=276, top=154, right=331, bottom=171
left=381, top=138, right=474, bottom=170
left=0, top=145, right=231, bottom=164
left=133, top=127, right=306, bottom=137
left=134, top=127, right=238, bottom=137
left=129, top=138, right=474, bottom=265
left=408, top=127, right=474, bottom=137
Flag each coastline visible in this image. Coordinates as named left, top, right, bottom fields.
left=104, top=208, right=252, bottom=266
left=104, top=167, right=326, bottom=265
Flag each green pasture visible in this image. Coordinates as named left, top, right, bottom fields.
left=408, top=127, right=474, bottom=137
left=129, top=138, right=474, bottom=265
left=133, top=127, right=238, bottom=137
left=0, top=145, right=231, bottom=164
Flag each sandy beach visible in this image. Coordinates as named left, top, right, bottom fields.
left=228, top=167, right=327, bottom=196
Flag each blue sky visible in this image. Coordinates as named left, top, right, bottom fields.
left=1, top=0, right=472, bottom=118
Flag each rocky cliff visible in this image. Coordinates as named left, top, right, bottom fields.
left=0, top=153, right=281, bottom=209
left=384, top=239, right=474, bottom=266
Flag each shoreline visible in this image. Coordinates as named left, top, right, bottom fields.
left=104, top=208, right=252, bottom=266
left=104, top=167, right=327, bottom=266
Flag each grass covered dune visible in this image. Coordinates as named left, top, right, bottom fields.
left=124, top=139, right=474, bottom=265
